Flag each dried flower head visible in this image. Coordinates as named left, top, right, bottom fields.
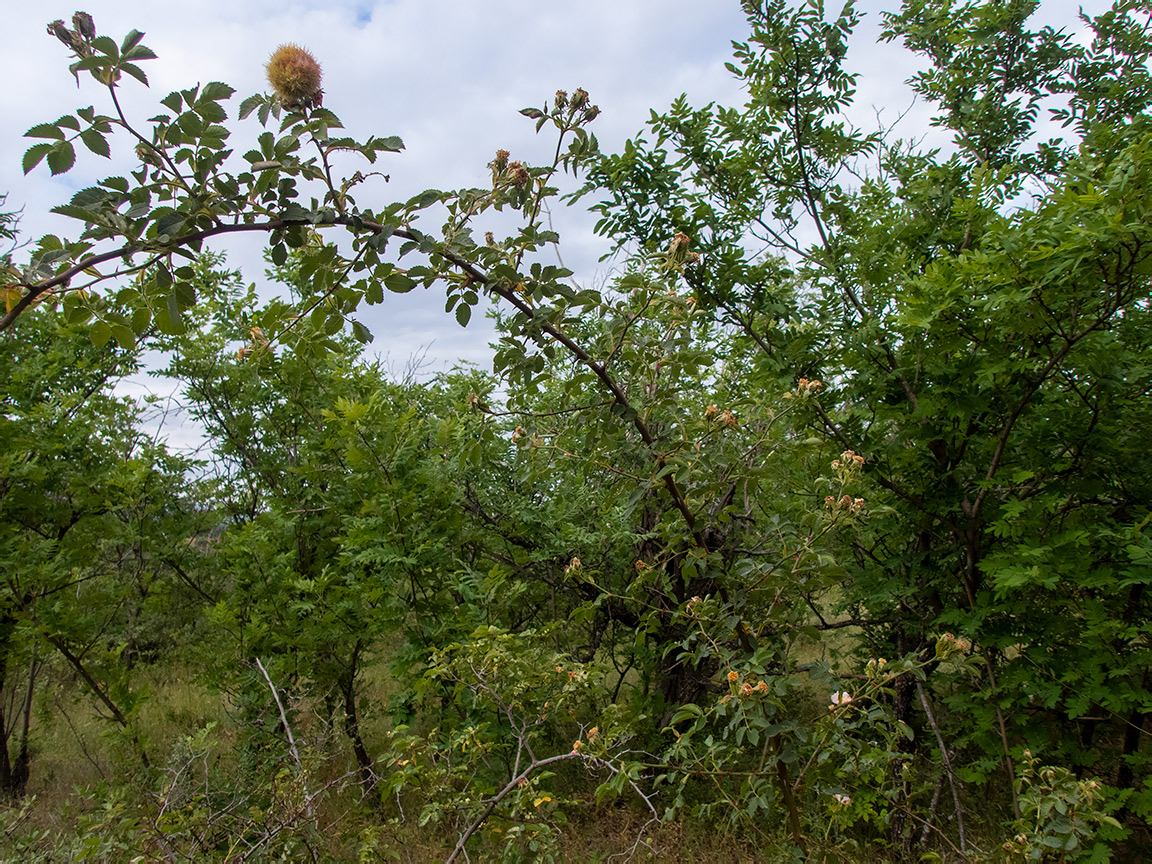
left=48, top=19, right=83, bottom=54
left=266, top=44, right=323, bottom=108
left=508, top=161, right=530, bottom=186
left=727, top=670, right=739, bottom=683
left=491, top=150, right=510, bottom=173
left=72, top=12, right=96, bottom=41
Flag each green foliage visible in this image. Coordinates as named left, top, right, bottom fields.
left=3, top=2, right=1152, bottom=860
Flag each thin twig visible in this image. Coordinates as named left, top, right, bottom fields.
left=916, top=678, right=966, bottom=852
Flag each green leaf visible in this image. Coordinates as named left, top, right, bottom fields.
left=89, top=320, right=112, bottom=349
left=384, top=273, right=417, bottom=293
left=165, top=293, right=184, bottom=331
left=195, top=101, right=228, bottom=124
left=120, top=63, right=149, bottom=87
left=110, top=324, right=135, bottom=350
left=238, top=94, right=262, bottom=120
left=351, top=320, right=374, bottom=343
left=46, top=141, right=76, bottom=176
left=131, top=306, right=152, bottom=333
left=92, top=36, right=119, bottom=57
left=23, top=143, right=53, bottom=174
left=455, top=303, right=471, bottom=327
left=123, top=45, right=158, bottom=62
left=62, top=294, right=92, bottom=325
left=201, top=82, right=236, bottom=102
left=153, top=302, right=185, bottom=335
left=25, top=123, right=64, bottom=140
left=120, top=29, right=147, bottom=54
left=174, top=282, right=197, bottom=309
left=80, top=129, right=110, bottom=158
left=375, top=135, right=404, bottom=152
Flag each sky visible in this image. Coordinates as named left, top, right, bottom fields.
left=1, top=0, right=1100, bottom=450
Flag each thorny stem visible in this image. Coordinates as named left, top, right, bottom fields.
left=107, top=83, right=198, bottom=205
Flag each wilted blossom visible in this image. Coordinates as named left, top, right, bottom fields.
left=830, top=690, right=853, bottom=707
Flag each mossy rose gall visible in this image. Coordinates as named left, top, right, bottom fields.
left=265, top=44, right=323, bottom=108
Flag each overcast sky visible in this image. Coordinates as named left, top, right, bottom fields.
left=1, top=0, right=1099, bottom=449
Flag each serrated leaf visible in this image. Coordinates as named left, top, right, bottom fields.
left=121, top=29, right=147, bottom=54
left=519, top=107, right=545, bottom=119
left=120, top=63, right=149, bottom=87
left=455, top=303, right=471, bottom=327
left=50, top=204, right=96, bottom=222
left=123, top=45, right=158, bottom=62
left=25, top=123, right=64, bottom=140
left=174, top=282, right=196, bottom=308
left=80, top=129, right=110, bottom=158
left=351, top=320, right=374, bottom=343
left=46, top=142, right=76, bottom=176
left=238, top=94, right=262, bottom=120
left=161, top=91, right=183, bottom=113
left=23, top=143, right=53, bottom=174
left=92, top=36, right=119, bottom=57
left=195, top=101, right=228, bottom=124
left=409, top=190, right=441, bottom=209
left=195, top=80, right=232, bottom=102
